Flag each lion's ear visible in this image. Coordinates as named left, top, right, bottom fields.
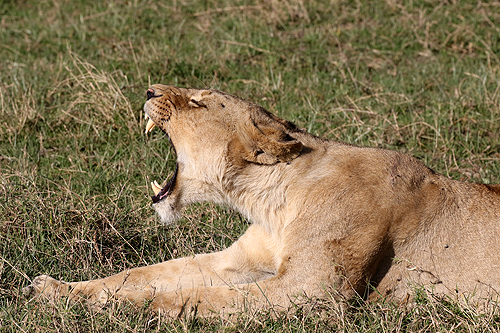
left=237, top=113, right=303, bottom=165
left=188, top=90, right=211, bottom=108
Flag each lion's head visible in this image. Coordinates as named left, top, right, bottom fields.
left=143, top=84, right=303, bottom=224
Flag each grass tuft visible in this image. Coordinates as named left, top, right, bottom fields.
left=46, top=49, right=136, bottom=136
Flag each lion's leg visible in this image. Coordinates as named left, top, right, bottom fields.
left=148, top=280, right=285, bottom=317
left=145, top=251, right=342, bottom=317
left=138, top=237, right=351, bottom=317
left=24, top=224, right=279, bottom=306
left=91, top=257, right=326, bottom=317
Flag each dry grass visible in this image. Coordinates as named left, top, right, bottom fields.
left=47, top=50, right=136, bottom=134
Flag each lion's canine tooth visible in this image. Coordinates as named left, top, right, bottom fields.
left=145, top=114, right=150, bottom=120
left=145, top=118, right=156, bottom=134
left=151, top=181, right=162, bottom=195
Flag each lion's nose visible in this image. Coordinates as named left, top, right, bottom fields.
left=146, top=88, right=155, bottom=100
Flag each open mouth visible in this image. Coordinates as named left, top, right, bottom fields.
left=145, top=112, right=177, bottom=204
left=151, top=163, right=178, bottom=203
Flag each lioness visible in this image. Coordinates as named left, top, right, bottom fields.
left=25, top=84, right=500, bottom=316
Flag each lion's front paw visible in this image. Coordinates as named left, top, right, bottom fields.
left=23, top=275, right=68, bottom=301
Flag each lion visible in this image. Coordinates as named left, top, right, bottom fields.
left=24, top=84, right=500, bottom=316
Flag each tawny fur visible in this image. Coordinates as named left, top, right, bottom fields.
left=25, top=85, right=500, bottom=317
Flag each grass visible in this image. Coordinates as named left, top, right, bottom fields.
left=1, top=0, right=500, bottom=331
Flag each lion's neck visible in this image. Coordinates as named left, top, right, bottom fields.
left=224, top=163, right=291, bottom=234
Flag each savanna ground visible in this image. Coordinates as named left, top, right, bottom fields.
left=1, top=0, right=500, bottom=331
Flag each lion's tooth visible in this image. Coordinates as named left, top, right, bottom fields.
left=145, top=118, right=156, bottom=134
left=145, top=114, right=150, bottom=120
left=151, top=181, right=162, bottom=195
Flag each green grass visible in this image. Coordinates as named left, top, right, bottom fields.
left=1, top=0, right=500, bottom=331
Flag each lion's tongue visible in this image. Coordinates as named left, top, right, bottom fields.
left=145, top=115, right=178, bottom=203
left=145, top=115, right=163, bottom=197
left=150, top=164, right=179, bottom=203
